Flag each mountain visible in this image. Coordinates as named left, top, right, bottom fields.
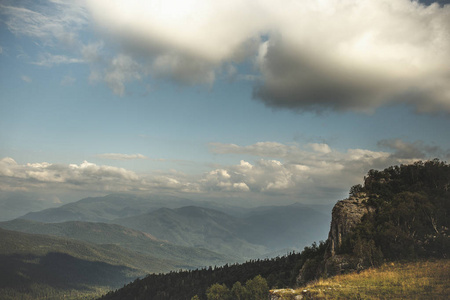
left=15, top=192, right=332, bottom=262
left=112, top=204, right=330, bottom=258
left=18, top=193, right=249, bottom=223
left=113, top=206, right=268, bottom=260
left=0, top=219, right=229, bottom=268
left=19, top=194, right=197, bottom=223
left=0, top=227, right=178, bottom=299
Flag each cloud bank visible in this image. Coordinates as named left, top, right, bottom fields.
left=2, top=140, right=446, bottom=203
left=3, top=0, right=449, bottom=113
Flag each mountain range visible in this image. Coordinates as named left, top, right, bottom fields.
left=0, top=193, right=331, bottom=299
left=16, top=194, right=331, bottom=257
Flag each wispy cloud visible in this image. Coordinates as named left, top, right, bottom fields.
left=96, top=153, right=148, bottom=160
left=0, top=1, right=87, bottom=46
left=21, top=75, right=32, bottom=83
left=32, top=53, right=83, bottom=67
left=61, top=75, right=76, bottom=86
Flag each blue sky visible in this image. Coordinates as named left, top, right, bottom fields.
left=1, top=0, right=450, bottom=216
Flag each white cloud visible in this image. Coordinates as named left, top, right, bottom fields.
left=0, top=1, right=87, bottom=46
left=104, top=54, right=143, bottom=96
left=33, top=53, right=83, bottom=67
left=204, top=141, right=397, bottom=197
left=82, top=0, right=450, bottom=112
left=253, top=0, right=450, bottom=113
left=0, top=139, right=447, bottom=202
left=96, top=153, right=148, bottom=160
left=0, top=158, right=141, bottom=192
left=21, top=75, right=32, bottom=83
left=61, top=75, right=76, bottom=86
left=308, top=143, right=332, bottom=154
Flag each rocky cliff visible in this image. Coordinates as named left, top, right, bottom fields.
left=327, top=193, right=374, bottom=257
left=297, top=193, right=375, bottom=284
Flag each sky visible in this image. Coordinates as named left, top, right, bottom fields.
left=1, top=0, right=450, bottom=216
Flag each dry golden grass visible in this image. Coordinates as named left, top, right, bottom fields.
left=271, top=259, right=450, bottom=299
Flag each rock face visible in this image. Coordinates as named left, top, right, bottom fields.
left=297, top=193, right=375, bottom=285
left=327, top=194, right=374, bottom=257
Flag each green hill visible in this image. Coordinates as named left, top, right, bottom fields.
left=113, top=206, right=268, bottom=259
left=0, top=218, right=229, bottom=268
left=0, top=227, right=179, bottom=299
left=112, top=205, right=330, bottom=259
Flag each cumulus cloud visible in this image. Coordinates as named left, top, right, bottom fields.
left=1, top=138, right=447, bottom=203
left=0, top=157, right=200, bottom=196
left=308, top=143, right=332, bottom=154
left=96, top=153, right=148, bottom=160
left=82, top=0, right=450, bottom=112
left=0, top=158, right=141, bottom=193
left=253, top=1, right=450, bottom=113
left=204, top=142, right=394, bottom=198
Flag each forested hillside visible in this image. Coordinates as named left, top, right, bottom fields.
left=0, top=228, right=173, bottom=299
left=99, top=243, right=327, bottom=300
left=342, top=159, right=449, bottom=262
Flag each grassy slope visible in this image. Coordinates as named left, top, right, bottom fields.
left=270, top=259, right=450, bottom=299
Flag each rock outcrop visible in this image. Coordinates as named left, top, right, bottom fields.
left=297, top=193, right=375, bottom=285
left=327, top=193, right=374, bottom=257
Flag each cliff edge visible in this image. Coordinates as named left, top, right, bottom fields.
left=327, top=193, right=374, bottom=257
